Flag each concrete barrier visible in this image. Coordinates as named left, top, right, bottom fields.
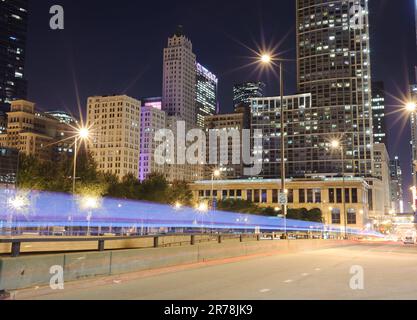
left=0, top=240, right=353, bottom=291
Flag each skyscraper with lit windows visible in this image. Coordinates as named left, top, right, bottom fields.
left=296, top=0, right=373, bottom=177
left=371, top=81, right=387, bottom=145
left=0, top=0, right=29, bottom=111
left=196, top=63, right=218, bottom=128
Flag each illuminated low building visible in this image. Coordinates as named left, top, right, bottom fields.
left=191, top=178, right=373, bottom=229
left=0, top=147, right=18, bottom=186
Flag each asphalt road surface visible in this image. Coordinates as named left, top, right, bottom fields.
left=11, top=242, right=417, bottom=300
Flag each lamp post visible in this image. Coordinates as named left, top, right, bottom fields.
left=406, top=102, right=417, bottom=212
left=259, top=53, right=287, bottom=238
left=72, top=127, right=90, bottom=194
left=331, top=139, right=347, bottom=240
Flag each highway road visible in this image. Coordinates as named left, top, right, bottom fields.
left=11, top=242, right=417, bottom=300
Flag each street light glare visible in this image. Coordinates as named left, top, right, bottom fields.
left=406, top=102, right=417, bottom=113
left=8, top=196, right=28, bottom=211
left=331, top=140, right=340, bottom=149
left=78, top=127, right=90, bottom=139
left=260, top=54, right=272, bottom=64
left=213, top=170, right=221, bottom=178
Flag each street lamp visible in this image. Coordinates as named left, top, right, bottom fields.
left=330, top=139, right=348, bottom=240
left=72, top=127, right=90, bottom=194
left=259, top=52, right=288, bottom=238
left=211, top=169, right=221, bottom=208
left=197, top=202, right=209, bottom=234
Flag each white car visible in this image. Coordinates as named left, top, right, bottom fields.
left=403, top=236, right=416, bottom=245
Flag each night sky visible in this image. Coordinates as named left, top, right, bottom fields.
left=25, top=0, right=417, bottom=205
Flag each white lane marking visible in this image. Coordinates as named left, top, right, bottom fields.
left=315, top=268, right=321, bottom=271
left=301, top=273, right=309, bottom=277
left=259, top=289, right=271, bottom=293
left=113, top=280, right=122, bottom=284
left=284, top=280, right=293, bottom=284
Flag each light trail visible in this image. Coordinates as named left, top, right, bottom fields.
left=0, top=188, right=382, bottom=237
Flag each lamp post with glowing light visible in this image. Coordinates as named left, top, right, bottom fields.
left=331, top=139, right=348, bottom=239
left=259, top=53, right=288, bottom=238
left=72, top=127, right=90, bottom=194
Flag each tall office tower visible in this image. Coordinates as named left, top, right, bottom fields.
left=371, top=82, right=387, bottom=145
left=196, top=63, right=218, bottom=128
left=162, top=26, right=201, bottom=182
left=0, top=0, right=29, bottom=111
left=87, top=95, right=141, bottom=180
left=373, top=143, right=392, bottom=214
left=390, top=156, right=404, bottom=213
left=0, top=100, right=73, bottom=161
left=410, top=85, right=417, bottom=188
left=233, top=82, right=266, bottom=108
left=203, top=105, right=250, bottom=180
left=139, top=97, right=166, bottom=182
left=162, top=26, right=197, bottom=128
left=296, top=0, right=373, bottom=177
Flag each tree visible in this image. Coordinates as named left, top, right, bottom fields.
left=138, top=173, right=169, bottom=203
left=168, top=180, right=193, bottom=206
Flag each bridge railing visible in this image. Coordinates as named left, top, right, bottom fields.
left=0, top=233, right=270, bottom=258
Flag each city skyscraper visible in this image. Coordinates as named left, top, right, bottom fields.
left=162, top=26, right=197, bottom=128
left=233, top=82, right=265, bottom=108
left=372, top=81, right=387, bottom=145
left=0, top=0, right=29, bottom=111
left=196, top=63, right=218, bottom=128
left=87, top=95, right=141, bottom=180
left=390, top=156, right=404, bottom=213
left=296, top=0, right=373, bottom=177
left=139, top=97, right=166, bottom=182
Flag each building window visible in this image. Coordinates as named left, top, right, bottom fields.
left=345, top=189, right=350, bottom=203
left=236, top=190, right=242, bottom=198
left=329, top=188, right=335, bottom=203
left=262, top=190, right=267, bottom=203
left=299, top=189, right=306, bottom=203
left=307, top=189, right=314, bottom=203
left=332, top=209, right=341, bottom=224
left=314, top=189, right=321, bottom=203
left=288, top=189, right=294, bottom=203
left=273, top=190, right=278, bottom=203
left=222, top=190, right=228, bottom=200
left=336, top=189, right=343, bottom=203
left=347, top=209, right=357, bottom=225
left=230, top=190, right=236, bottom=198
left=247, top=190, right=253, bottom=202
left=254, top=190, right=260, bottom=203
left=352, top=188, right=358, bottom=203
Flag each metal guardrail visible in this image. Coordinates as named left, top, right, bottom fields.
left=0, top=233, right=266, bottom=258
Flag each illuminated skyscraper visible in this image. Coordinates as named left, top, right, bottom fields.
left=371, top=82, right=387, bottom=145
left=0, top=0, right=29, bottom=111
left=196, top=63, right=218, bottom=128
left=162, top=26, right=197, bottom=128
left=296, top=0, right=373, bottom=177
left=233, top=82, right=265, bottom=108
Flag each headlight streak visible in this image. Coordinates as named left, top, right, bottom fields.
left=0, top=188, right=382, bottom=237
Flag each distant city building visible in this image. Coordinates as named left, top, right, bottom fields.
left=203, top=105, right=250, bottom=180
left=372, top=82, right=387, bottom=145
left=233, top=82, right=265, bottom=107
left=87, top=95, right=141, bottom=180
left=251, top=94, right=317, bottom=178
left=0, top=100, right=73, bottom=161
left=373, top=143, right=393, bottom=215
left=0, top=0, right=29, bottom=110
left=0, top=111, right=7, bottom=134
left=139, top=101, right=166, bottom=181
left=44, top=111, right=78, bottom=125
left=142, top=97, right=162, bottom=111
left=410, top=84, right=417, bottom=189
left=191, top=178, right=372, bottom=228
left=162, top=26, right=197, bottom=128
left=390, top=156, right=404, bottom=213
left=196, top=63, right=218, bottom=128
left=162, top=26, right=200, bottom=182
left=0, top=147, right=18, bottom=186
left=296, top=0, right=373, bottom=177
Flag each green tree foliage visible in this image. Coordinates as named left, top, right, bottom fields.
left=167, top=180, right=193, bottom=206
left=217, top=199, right=323, bottom=223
